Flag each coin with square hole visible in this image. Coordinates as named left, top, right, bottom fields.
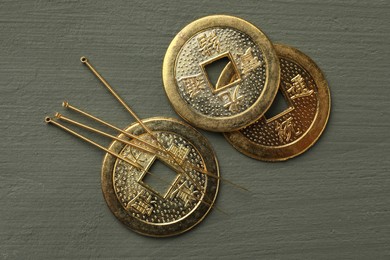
left=224, top=44, right=331, bottom=161
left=162, top=15, right=280, bottom=132
left=101, top=117, right=219, bottom=237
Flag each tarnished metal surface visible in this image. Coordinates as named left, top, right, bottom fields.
left=224, top=44, right=331, bottom=161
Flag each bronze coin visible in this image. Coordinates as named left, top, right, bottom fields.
left=224, top=44, right=331, bottom=161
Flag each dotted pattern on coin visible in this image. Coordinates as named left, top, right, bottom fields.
left=176, top=28, right=266, bottom=117
left=113, top=132, right=206, bottom=224
left=240, top=57, right=318, bottom=146
left=101, top=118, right=219, bottom=237
left=224, top=44, right=330, bottom=161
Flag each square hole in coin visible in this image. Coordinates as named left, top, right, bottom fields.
left=141, top=159, right=179, bottom=197
left=264, top=89, right=293, bottom=121
left=201, top=52, right=241, bottom=93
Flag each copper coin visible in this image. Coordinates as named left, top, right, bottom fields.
left=224, top=44, right=331, bottom=161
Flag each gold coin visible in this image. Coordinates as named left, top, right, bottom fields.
left=101, top=117, right=219, bottom=237
left=162, top=15, right=280, bottom=132
left=224, top=44, right=331, bottom=161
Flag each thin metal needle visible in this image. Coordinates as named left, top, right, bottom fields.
left=62, top=101, right=232, bottom=181
left=80, top=56, right=150, bottom=133
left=63, top=101, right=161, bottom=153
left=54, top=112, right=156, bottom=156
left=63, top=101, right=248, bottom=191
left=46, top=116, right=145, bottom=172
left=55, top=112, right=200, bottom=181
left=80, top=57, right=207, bottom=193
left=45, top=116, right=219, bottom=210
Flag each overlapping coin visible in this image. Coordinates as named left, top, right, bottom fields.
left=224, top=44, right=331, bottom=161
left=163, top=15, right=280, bottom=132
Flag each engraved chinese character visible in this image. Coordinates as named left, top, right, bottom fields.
left=168, top=144, right=190, bottom=164
left=218, top=86, right=244, bottom=113
left=275, top=117, right=302, bottom=143
left=169, top=181, right=198, bottom=207
left=286, top=74, right=313, bottom=99
left=178, top=74, right=206, bottom=98
left=240, top=47, right=262, bottom=74
left=126, top=190, right=154, bottom=216
left=129, top=148, right=149, bottom=163
left=197, top=30, right=220, bottom=56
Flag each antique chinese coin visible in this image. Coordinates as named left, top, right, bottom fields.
left=101, top=117, right=219, bottom=237
left=162, top=15, right=280, bottom=132
left=224, top=44, right=331, bottom=161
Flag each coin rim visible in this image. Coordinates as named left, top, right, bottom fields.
left=223, top=44, right=331, bottom=161
left=101, top=117, right=220, bottom=237
left=162, top=15, right=280, bottom=132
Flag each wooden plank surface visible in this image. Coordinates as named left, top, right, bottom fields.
left=0, top=0, right=389, bottom=259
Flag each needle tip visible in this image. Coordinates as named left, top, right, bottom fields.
left=80, top=56, right=88, bottom=63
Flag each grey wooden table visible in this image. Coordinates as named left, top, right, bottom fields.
left=1, top=0, right=389, bottom=259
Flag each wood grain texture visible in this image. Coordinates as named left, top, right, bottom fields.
left=0, top=0, right=389, bottom=259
